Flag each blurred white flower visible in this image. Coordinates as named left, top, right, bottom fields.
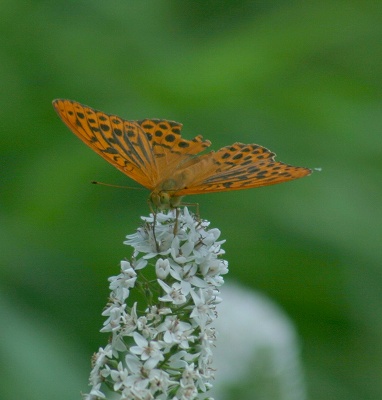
left=212, top=283, right=307, bottom=400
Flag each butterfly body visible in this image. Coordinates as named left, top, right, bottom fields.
left=150, top=160, right=210, bottom=208
left=53, top=99, right=311, bottom=209
left=150, top=178, right=185, bottom=209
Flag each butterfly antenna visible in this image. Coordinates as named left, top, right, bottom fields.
left=91, top=181, right=145, bottom=190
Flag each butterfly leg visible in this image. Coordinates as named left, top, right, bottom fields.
left=173, top=207, right=180, bottom=235
left=148, top=200, right=161, bottom=252
left=180, top=202, right=200, bottom=219
left=152, top=212, right=161, bottom=253
left=172, top=203, right=200, bottom=235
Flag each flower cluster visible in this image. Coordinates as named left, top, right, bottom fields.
left=83, top=208, right=228, bottom=400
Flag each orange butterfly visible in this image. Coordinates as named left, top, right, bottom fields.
left=53, top=99, right=311, bottom=209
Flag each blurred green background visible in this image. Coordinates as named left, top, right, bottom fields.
left=1, top=1, right=382, bottom=399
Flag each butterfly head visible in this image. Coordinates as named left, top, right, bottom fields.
left=150, top=190, right=183, bottom=210
left=150, top=177, right=186, bottom=210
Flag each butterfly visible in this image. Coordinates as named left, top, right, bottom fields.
left=53, top=99, right=311, bottom=209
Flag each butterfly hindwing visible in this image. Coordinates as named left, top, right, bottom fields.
left=136, top=118, right=211, bottom=178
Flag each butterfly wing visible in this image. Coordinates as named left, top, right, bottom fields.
left=174, top=142, right=311, bottom=195
left=53, top=99, right=158, bottom=188
left=53, top=99, right=310, bottom=200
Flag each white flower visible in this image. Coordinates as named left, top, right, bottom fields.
left=155, top=258, right=171, bottom=279
left=149, top=369, right=176, bottom=396
left=170, top=236, right=195, bottom=264
left=84, top=383, right=106, bottom=399
left=168, top=350, right=195, bottom=370
left=200, top=259, right=228, bottom=279
left=124, top=227, right=150, bottom=252
left=157, top=280, right=187, bottom=305
left=130, top=332, right=164, bottom=369
left=108, top=261, right=137, bottom=301
left=190, top=289, right=215, bottom=329
left=120, top=260, right=133, bottom=272
left=133, top=257, right=148, bottom=270
left=121, top=357, right=152, bottom=398
left=137, top=315, right=157, bottom=338
left=157, top=315, right=194, bottom=349
left=170, top=263, right=208, bottom=295
left=101, top=302, right=127, bottom=332
left=146, top=305, right=172, bottom=323
left=180, top=363, right=200, bottom=387
left=123, top=373, right=150, bottom=397
left=121, top=386, right=153, bottom=400
left=85, top=208, right=227, bottom=399
left=176, top=381, right=198, bottom=400
left=110, top=361, right=130, bottom=391
left=88, top=345, right=113, bottom=386
left=120, top=302, right=138, bottom=336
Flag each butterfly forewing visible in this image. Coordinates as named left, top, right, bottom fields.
left=53, top=99, right=157, bottom=189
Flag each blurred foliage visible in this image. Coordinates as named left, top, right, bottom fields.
left=1, top=0, right=382, bottom=399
